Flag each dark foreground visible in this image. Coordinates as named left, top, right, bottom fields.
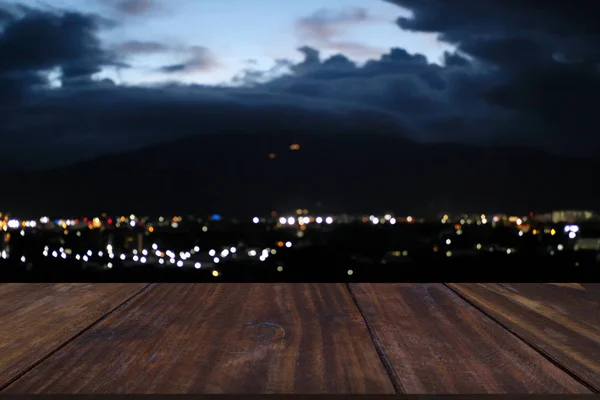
left=0, top=283, right=599, bottom=394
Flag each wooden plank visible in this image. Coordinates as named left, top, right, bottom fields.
left=4, top=283, right=395, bottom=394
left=0, top=283, right=149, bottom=389
left=448, top=283, right=600, bottom=391
left=349, top=283, right=591, bottom=394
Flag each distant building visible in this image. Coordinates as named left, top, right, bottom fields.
left=549, top=210, right=597, bottom=223
left=574, top=238, right=600, bottom=251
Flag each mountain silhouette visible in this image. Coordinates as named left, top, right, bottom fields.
left=2, top=133, right=599, bottom=218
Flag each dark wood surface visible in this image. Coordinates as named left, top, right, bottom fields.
left=448, top=283, right=600, bottom=391
left=3, top=283, right=395, bottom=394
left=0, top=283, right=149, bottom=390
left=348, top=283, right=591, bottom=394
left=0, top=283, right=598, bottom=394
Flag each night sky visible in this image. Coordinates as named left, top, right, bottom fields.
left=1, top=0, right=599, bottom=170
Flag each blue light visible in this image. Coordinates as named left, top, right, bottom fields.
left=211, top=214, right=221, bottom=221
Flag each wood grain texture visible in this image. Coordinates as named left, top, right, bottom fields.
left=348, top=283, right=591, bottom=394
left=448, top=283, right=600, bottom=391
left=0, top=283, right=148, bottom=389
left=4, top=283, right=395, bottom=394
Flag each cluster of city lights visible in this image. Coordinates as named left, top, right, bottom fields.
left=37, top=240, right=291, bottom=276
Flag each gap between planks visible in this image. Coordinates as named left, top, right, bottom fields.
left=344, top=282, right=404, bottom=393
left=442, top=283, right=599, bottom=394
left=0, top=283, right=155, bottom=392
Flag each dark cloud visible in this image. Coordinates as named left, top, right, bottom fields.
left=0, top=5, right=119, bottom=97
left=295, top=7, right=384, bottom=58
left=158, top=46, right=219, bottom=74
left=102, top=0, right=157, bottom=16
left=115, top=40, right=169, bottom=54
left=384, top=0, right=600, bottom=152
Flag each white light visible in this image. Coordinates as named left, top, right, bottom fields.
left=271, top=249, right=277, bottom=254
left=252, top=217, right=259, bottom=224
left=316, top=217, right=323, bottom=224
left=87, top=250, right=92, bottom=256
left=52, top=251, right=58, bottom=258
left=133, top=255, right=139, bottom=261
left=142, top=249, right=148, bottom=256
left=120, top=254, right=126, bottom=260
left=40, top=217, right=49, bottom=224
left=107, top=262, right=113, bottom=269
left=279, top=217, right=287, bottom=225
left=20, top=230, right=25, bottom=236
left=571, top=225, right=580, bottom=233
left=177, top=260, right=183, bottom=267
left=287, top=217, right=295, bottom=225
left=557, top=244, right=564, bottom=251
left=230, top=247, right=236, bottom=253
left=214, top=257, right=220, bottom=263
left=476, top=243, right=482, bottom=250
left=221, top=249, right=229, bottom=257
left=7, top=220, right=19, bottom=229
left=195, top=262, right=202, bottom=269
left=372, top=218, right=379, bottom=225
left=158, top=258, right=164, bottom=264
left=249, top=250, right=257, bottom=256
left=285, top=241, right=292, bottom=248
left=83, top=255, right=89, bottom=262
left=325, top=217, right=333, bottom=224
left=194, top=246, right=200, bottom=252
left=347, top=269, right=353, bottom=275
left=518, top=231, right=524, bottom=236
left=209, top=249, right=216, bottom=256
left=76, top=254, right=81, bottom=260
left=446, top=239, right=451, bottom=245
left=303, top=216, right=310, bottom=224
left=20, top=256, right=26, bottom=263
left=107, top=244, right=113, bottom=252
left=98, top=251, right=103, bottom=257
left=569, top=232, right=576, bottom=239
left=202, top=226, right=207, bottom=232
left=152, top=243, right=158, bottom=250
left=170, top=258, right=176, bottom=264
left=130, top=220, right=135, bottom=227
left=507, top=249, right=512, bottom=254
left=61, top=253, right=67, bottom=259
left=384, top=214, right=391, bottom=221
left=140, top=257, right=147, bottom=263
left=259, top=255, right=266, bottom=261
left=389, top=218, right=396, bottom=225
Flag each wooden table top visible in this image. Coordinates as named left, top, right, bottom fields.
left=0, top=283, right=598, bottom=394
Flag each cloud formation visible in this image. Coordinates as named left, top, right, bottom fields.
left=102, top=0, right=157, bottom=16
left=0, top=5, right=119, bottom=98
left=1, top=1, right=600, bottom=170
left=295, top=7, right=384, bottom=58
left=158, top=46, right=220, bottom=74
left=115, top=40, right=170, bottom=54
